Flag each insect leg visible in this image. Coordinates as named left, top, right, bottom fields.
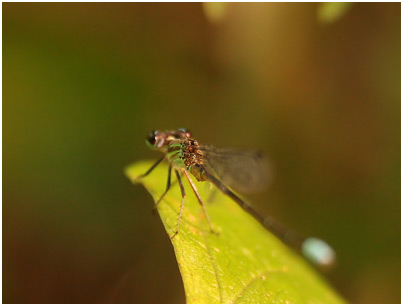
left=171, top=169, right=186, bottom=239
left=207, top=187, right=218, bottom=203
left=155, top=164, right=172, bottom=208
left=137, top=156, right=165, bottom=180
left=181, top=169, right=215, bottom=234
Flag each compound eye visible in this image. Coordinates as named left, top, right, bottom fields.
left=178, top=128, right=191, bottom=137
left=178, top=128, right=188, bottom=133
left=146, top=130, right=158, bottom=147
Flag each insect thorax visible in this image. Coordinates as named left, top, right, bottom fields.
left=167, top=138, right=207, bottom=182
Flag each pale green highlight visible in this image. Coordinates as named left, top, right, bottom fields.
left=318, top=2, right=352, bottom=24
left=302, top=237, right=336, bottom=267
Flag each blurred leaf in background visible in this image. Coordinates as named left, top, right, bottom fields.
left=3, top=2, right=400, bottom=303
left=318, top=2, right=353, bottom=24
left=202, top=2, right=229, bottom=24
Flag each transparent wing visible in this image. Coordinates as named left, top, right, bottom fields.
left=200, top=145, right=272, bottom=194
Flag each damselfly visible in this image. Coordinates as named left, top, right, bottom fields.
left=138, top=128, right=335, bottom=267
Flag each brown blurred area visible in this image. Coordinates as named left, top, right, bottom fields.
left=3, top=3, right=400, bottom=303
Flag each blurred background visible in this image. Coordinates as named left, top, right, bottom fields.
left=3, top=3, right=400, bottom=303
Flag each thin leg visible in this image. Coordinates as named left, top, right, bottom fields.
left=181, top=169, right=215, bottom=234
left=155, top=164, right=172, bottom=208
left=171, top=170, right=186, bottom=239
left=137, top=156, right=164, bottom=179
left=207, top=187, right=218, bottom=203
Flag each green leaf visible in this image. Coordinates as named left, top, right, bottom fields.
left=125, top=160, right=345, bottom=304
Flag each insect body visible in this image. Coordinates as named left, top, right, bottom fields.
left=139, top=128, right=335, bottom=267
left=142, top=129, right=217, bottom=237
left=166, top=138, right=207, bottom=182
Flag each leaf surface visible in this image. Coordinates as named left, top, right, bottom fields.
left=125, top=160, right=344, bottom=304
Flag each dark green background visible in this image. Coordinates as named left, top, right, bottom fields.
left=3, top=3, right=400, bottom=303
